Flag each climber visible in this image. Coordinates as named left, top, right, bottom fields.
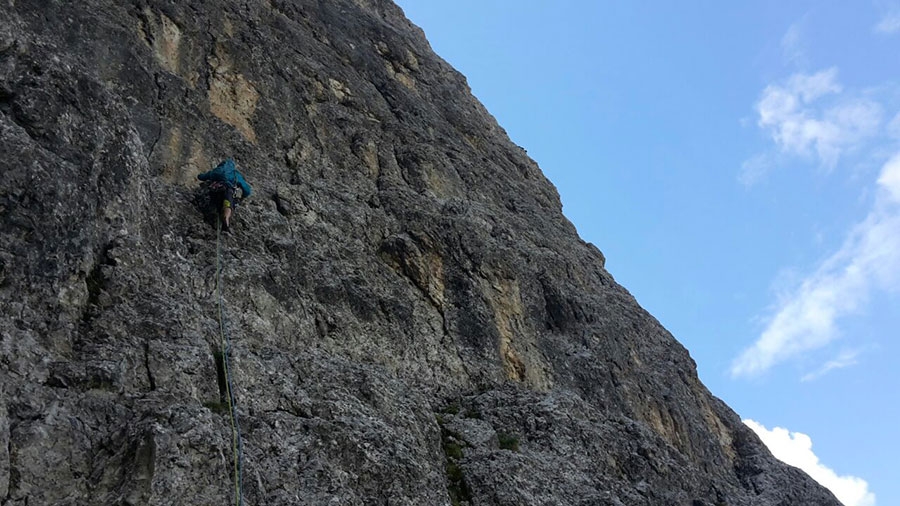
left=198, top=158, right=252, bottom=231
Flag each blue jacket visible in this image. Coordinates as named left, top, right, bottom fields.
left=198, top=158, right=253, bottom=197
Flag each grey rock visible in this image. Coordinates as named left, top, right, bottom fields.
left=0, top=0, right=840, bottom=505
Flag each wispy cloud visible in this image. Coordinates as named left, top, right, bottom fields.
left=739, top=153, right=774, bottom=187
left=781, top=21, right=808, bottom=67
left=744, top=419, right=876, bottom=506
left=732, top=153, right=900, bottom=377
left=800, top=349, right=861, bottom=382
left=875, top=12, right=900, bottom=34
left=754, top=68, right=882, bottom=169
left=888, top=111, right=900, bottom=139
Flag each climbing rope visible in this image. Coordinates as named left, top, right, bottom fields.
left=216, top=217, right=244, bottom=506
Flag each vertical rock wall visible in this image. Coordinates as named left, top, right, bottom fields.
left=0, top=1, right=840, bottom=505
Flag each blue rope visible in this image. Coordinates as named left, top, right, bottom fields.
left=216, top=217, right=244, bottom=506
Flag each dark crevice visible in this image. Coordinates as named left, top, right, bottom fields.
left=8, top=466, right=20, bottom=503
left=272, top=193, right=291, bottom=217
left=83, top=241, right=117, bottom=323
left=436, top=413, right=472, bottom=506
left=143, top=341, right=156, bottom=391
left=0, top=90, right=13, bottom=115
left=132, top=432, right=157, bottom=501
left=212, top=348, right=228, bottom=403
left=264, top=405, right=313, bottom=420
left=84, top=263, right=105, bottom=310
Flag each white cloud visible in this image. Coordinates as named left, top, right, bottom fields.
left=732, top=154, right=900, bottom=377
left=800, top=349, right=861, bottom=382
left=878, top=152, right=900, bottom=201
left=787, top=68, right=842, bottom=102
left=754, top=68, right=882, bottom=169
left=875, top=12, right=900, bottom=33
left=744, top=419, right=876, bottom=506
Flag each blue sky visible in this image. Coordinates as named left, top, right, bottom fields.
left=394, top=2, right=900, bottom=505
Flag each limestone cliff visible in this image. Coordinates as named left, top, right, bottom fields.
left=0, top=1, right=840, bottom=505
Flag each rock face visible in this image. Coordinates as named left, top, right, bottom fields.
left=0, top=1, right=840, bottom=505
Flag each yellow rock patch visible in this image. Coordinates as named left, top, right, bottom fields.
left=385, top=61, right=415, bottom=90
left=482, top=275, right=552, bottom=390
left=642, top=401, right=686, bottom=451
left=159, top=126, right=209, bottom=185
left=379, top=235, right=445, bottom=310
left=699, top=397, right=736, bottom=462
left=208, top=46, right=259, bottom=143
left=328, top=78, right=351, bottom=101
left=357, top=140, right=380, bottom=178
left=138, top=10, right=199, bottom=87
left=137, top=9, right=181, bottom=75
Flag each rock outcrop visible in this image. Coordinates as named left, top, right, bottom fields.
left=0, top=1, right=840, bottom=505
